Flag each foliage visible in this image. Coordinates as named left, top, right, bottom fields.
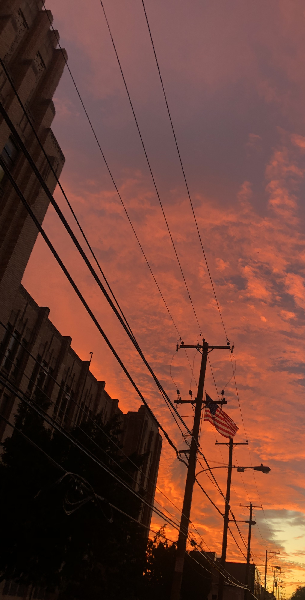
left=142, top=527, right=212, bottom=600
left=291, top=587, right=305, bottom=600
left=0, top=401, right=146, bottom=599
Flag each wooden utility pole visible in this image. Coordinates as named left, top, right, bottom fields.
left=216, top=438, right=248, bottom=600
left=170, top=339, right=231, bottom=600
left=265, top=550, right=280, bottom=599
left=243, top=502, right=260, bottom=600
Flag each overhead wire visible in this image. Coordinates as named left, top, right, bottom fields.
left=0, top=374, right=244, bottom=581
left=98, top=0, right=203, bottom=337
left=140, top=0, right=228, bottom=343
left=36, top=8, right=198, bottom=380
left=0, top=347, right=250, bottom=568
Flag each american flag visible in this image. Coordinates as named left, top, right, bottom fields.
left=204, top=394, right=238, bottom=438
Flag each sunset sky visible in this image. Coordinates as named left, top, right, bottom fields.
left=23, top=0, right=305, bottom=595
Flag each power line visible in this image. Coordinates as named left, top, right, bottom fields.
left=0, top=330, right=245, bottom=558
left=134, top=4, right=263, bottom=547
left=98, top=0, right=203, bottom=336
left=140, top=0, right=229, bottom=343
left=37, top=8, right=189, bottom=348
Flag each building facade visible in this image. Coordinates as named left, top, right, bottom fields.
left=208, top=557, right=265, bottom=600
left=0, top=0, right=161, bottom=578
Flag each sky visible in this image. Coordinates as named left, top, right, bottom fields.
left=22, top=0, right=305, bottom=595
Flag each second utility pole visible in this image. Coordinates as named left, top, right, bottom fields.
left=216, top=438, right=248, bottom=600
left=171, top=339, right=231, bottom=600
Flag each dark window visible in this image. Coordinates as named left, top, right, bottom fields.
left=1, top=136, right=18, bottom=169
left=0, top=330, right=21, bottom=373
left=27, top=354, right=42, bottom=393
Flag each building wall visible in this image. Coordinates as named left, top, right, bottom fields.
left=0, top=0, right=66, bottom=325
left=122, top=405, right=162, bottom=531
left=208, top=561, right=256, bottom=600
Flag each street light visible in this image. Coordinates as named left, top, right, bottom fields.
left=196, top=463, right=271, bottom=476
left=238, top=464, right=271, bottom=474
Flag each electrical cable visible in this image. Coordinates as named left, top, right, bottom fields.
left=98, top=0, right=203, bottom=336
left=1, top=8, right=268, bottom=576
left=140, top=0, right=228, bottom=342
left=35, top=10, right=188, bottom=347
left=0, top=334, right=189, bottom=533
left=0, top=364, right=249, bottom=570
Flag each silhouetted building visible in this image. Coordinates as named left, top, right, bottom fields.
left=207, top=557, right=264, bottom=600
left=0, top=0, right=66, bottom=326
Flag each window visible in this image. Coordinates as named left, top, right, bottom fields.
left=0, top=329, right=21, bottom=373
left=0, top=137, right=19, bottom=182
left=32, top=51, right=45, bottom=77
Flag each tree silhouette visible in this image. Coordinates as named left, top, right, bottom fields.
left=291, top=587, right=305, bottom=600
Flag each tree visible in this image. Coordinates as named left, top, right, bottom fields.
left=291, top=587, right=305, bottom=600
left=0, top=399, right=146, bottom=599
left=142, top=527, right=212, bottom=600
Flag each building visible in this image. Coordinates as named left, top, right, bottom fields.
left=0, top=0, right=66, bottom=326
left=0, top=0, right=161, bottom=555
left=208, top=557, right=264, bottom=600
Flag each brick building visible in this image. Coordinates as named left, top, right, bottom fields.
left=0, top=0, right=162, bottom=576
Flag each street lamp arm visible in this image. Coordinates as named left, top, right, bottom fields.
left=196, top=464, right=270, bottom=477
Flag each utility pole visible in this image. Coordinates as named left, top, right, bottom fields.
left=216, top=438, right=248, bottom=600
left=265, top=551, right=280, bottom=599
left=242, top=503, right=260, bottom=600
left=170, top=339, right=231, bottom=600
